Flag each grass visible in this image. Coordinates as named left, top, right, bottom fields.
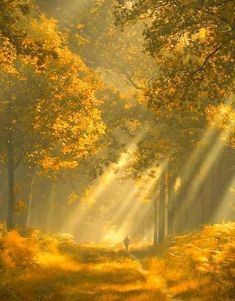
left=0, top=222, right=234, bottom=301
left=0, top=237, right=167, bottom=301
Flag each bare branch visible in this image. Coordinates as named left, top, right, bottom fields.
left=190, top=44, right=222, bottom=76
left=0, top=160, right=7, bottom=169
left=14, top=150, right=28, bottom=169
left=120, top=68, right=145, bottom=91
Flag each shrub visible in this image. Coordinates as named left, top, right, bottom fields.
left=164, top=222, right=235, bottom=300
left=0, top=230, right=39, bottom=269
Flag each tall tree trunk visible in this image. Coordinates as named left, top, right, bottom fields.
left=0, top=168, right=7, bottom=221
left=175, top=176, right=188, bottom=234
left=46, top=181, right=57, bottom=232
left=158, top=172, right=166, bottom=243
left=7, top=133, right=15, bottom=230
left=164, top=172, right=169, bottom=238
left=168, top=171, right=176, bottom=236
left=153, top=187, right=160, bottom=245
left=26, top=172, right=36, bottom=228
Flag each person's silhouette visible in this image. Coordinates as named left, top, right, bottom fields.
left=123, top=236, right=130, bottom=252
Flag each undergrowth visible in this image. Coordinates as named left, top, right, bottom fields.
left=144, top=222, right=235, bottom=301
left=0, top=222, right=234, bottom=301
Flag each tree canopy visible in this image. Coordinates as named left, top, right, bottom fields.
left=0, top=0, right=105, bottom=228
left=115, top=0, right=235, bottom=112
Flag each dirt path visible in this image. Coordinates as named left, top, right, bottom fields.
left=128, top=250, right=183, bottom=301
left=0, top=245, right=173, bottom=301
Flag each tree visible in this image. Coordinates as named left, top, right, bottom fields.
left=113, top=0, right=235, bottom=241
left=115, top=0, right=235, bottom=112
left=0, top=6, right=105, bottom=230
left=68, top=0, right=156, bottom=91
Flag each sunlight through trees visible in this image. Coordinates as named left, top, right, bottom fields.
left=0, top=1, right=234, bottom=300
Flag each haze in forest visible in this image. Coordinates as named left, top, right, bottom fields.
left=0, top=0, right=234, bottom=246
left=0, top=1, right=234, bottom=301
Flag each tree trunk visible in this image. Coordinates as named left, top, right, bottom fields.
left=153, top=188, right=160, bottom=245
left=164, top=172, right=169, bottom=238
left=168, top=171, right=176, bottom=236
left=26, top=172, right=36, bottom=228
left=46, top=181, right=57, bottom=232
left=7, top=134, right=15, bottom=230
left=158, top=172, right=166, bottom=243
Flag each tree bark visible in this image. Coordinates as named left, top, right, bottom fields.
left=164, top=172, right=169, bottom=238
left=46, top=180, right=57, bottom=232
left=168, top=171, right=176, bottom=236
left=6, top=132, right=15, bottom=230
left=26, top=171, right=36, bottom=228
left=153, top=187, right=160, bottom=245
left=158, top=172, right=166, bottom=243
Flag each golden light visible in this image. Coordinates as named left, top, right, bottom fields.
left=102, top=161, right=168, bottom=245
left=64, top=130, right=147, bottom=240
left=183, top=126, right=233, bottom=204
left=212, top=174, right=235, bottom=223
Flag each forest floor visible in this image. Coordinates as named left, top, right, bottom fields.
left=0, top=223, right=234, bottom=301
left=0, top=244, right=169, bottom=301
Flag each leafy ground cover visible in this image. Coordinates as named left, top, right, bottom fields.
left=0, top=222, right=234, bottom=301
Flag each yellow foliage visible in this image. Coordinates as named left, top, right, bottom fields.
left=0, top=224, right=233, bottom=301
left=67, top=192, right=80, bottom=205
left=0, top=8, right=105, bottom=175
left=146, top=222, right=235, bottom=301
left=16, top=200, right=27, bottom=213
left=0, top=35, right=17, bottom=74
left=206, top=104, right=235, bottom=148
left=206, top=104, right=235, bottom=129
left=0, top=230, right=38, bottom=269
left=40, top=156, right=79, bottom=171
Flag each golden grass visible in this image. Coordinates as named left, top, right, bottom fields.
left=0, top=222, right=234, bottom=301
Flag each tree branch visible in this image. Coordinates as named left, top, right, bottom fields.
left=14, top=150, right=28, bottom=169
left=190, top=44, right=222, bottom=76
left=0, top=160, right=7, bottom=169
left=120, top=68, right=145, bottom=91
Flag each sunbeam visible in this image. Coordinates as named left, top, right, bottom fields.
left=173, top=102, right=235, bottom=230
left=212, top=174, right=235, bottom=223
left=103, top=162, right=168, bottom=245
left=64, top=130, right=147, bottom=238
left=183, top=126, right=233, bottom=204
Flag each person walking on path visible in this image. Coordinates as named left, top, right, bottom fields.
left=123, top=236, right=130, bottom=252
